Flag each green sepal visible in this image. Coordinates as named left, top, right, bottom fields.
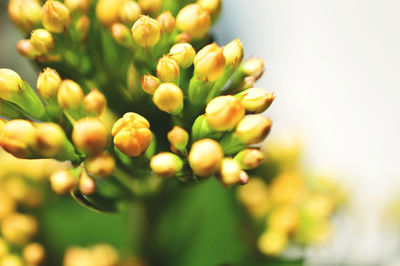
left=191, top=115, right=222, bottom=142
left=220, top=132, right=247, bottom=155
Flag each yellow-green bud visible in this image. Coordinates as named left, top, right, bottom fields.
left=236, top=88, right=275, bottom=113
left=111, top=23, right=132, bottom=45
left=169, top=43, right=196, bottom=69
left=194, top=43, right=226, bottom=81
left=223, top=39, right=243, bottom=68
left=76, top=15, right=90, bottom=40
left=0, top=254, right=24, bottom=266
left=57, top=79, right=84, bottom=110
left=257, top=230, right=288, bottom=255
left=176, top=4, right=210, bottom=39
left=0, top=120, right=37, bottom=159
left=235, top=148, right=264, bottom=170
left=131, top=16, right=161, bottom=48
left=86, top=153, right=115, bottom=178
left=244, top=57, right=265, bottom=78
left=37, top=68, right=61, bottom=100
left=17, top=39, right=39, bottom=59
left=198, top=0, right=221, bottom=18
left=41, top=1, right=71, bottom=33
left=0, top=69, right=24, bottom=101
left=49, top=170, right=77, bottom=194
left=156, top=11, right=176, bottom=34
left=138, top=0, right=162, bottom=14
left=8, top=0, right=42, bottom=32
left=36, top=123, right=65, bottom=157
left=188, top=138, right=223, bottom=177
left=119, top=0, right=141, bottom=25
left=219, top=158, right=242, bottom=186
left=141, top=74, right=160, bottom=95
left=84, top=89, right=107, bottom=116
left=96, top=0, right=125, bottom=27
left=64, top=0, right=90, bottom=13
left=79, top=170, right=96, bottom=195
left=235, top=115, right=272, bottom=145
left=156, top=56, right=180, bottom=83
left=205, top=95, right=245, bottom=131
left=167, top=126, right=189, bottom=151
left=1, top=213, right=38, bottom=246
left=150, top=152, right=183, bottom=178
left=72, top=118, right=109, bottom=155
left=23, top=243, right=46, bottom=265
left=30, top=29, right=54, bottom=55
left=153, top=83, right=183, bottom=114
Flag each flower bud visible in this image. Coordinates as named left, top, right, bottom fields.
left=156, top=56, right=180, bottom=83
left=0, top=120, right=37, bottom=159
left=223, top=39, right=244, bottom=68
left=131, top=16, right=161, bottom=48
left=0, top=254, right=24, bottom=266
left=8, top=0, right=42, bottom=32
left=91, top=244, right=120, bottom=266
left=138, top=0, right=162, bottom=14
left=141, top=74, right=160, bottom=95
left=0, top=237, right=9, bottom=258
left=150, top=152, right=183, bottom=178
left=17, top=39, right=39, bottom=59
left=84, top=89, right=107, bottom=116
left=243, top=57, right=265, bottom=78
left=235, top=115, right=272, bottom=145
left=1, top=214, right=38, bottom=246
left=219, top=158, right=242, bottom=186
left=30, top=29, right=54, bottom=55
left=0, top=190, right=16, bottom=220
left=237, top=178, right=270, bottom=217
left=64, top=0, right=90, bottom=13
left=36, top=123, right=66, bottom=157
left=96, top=0, right=125, bottom=27
left=268, top=205, right=299, bottom=233
left=176, top=4, right=211, bottom=39
left=79, top=170, right=96, bottom=195
left=174, top=32, right=191, bottom=43
left=205, top=95, right=245, bottom=131
left=37, top=68, right=61, bottom=100
left=257, top=230, right=288, bottom=255
left=156, top=11, right=175, bottom=34
left=188, top=138, right=223, bottom=177
left=236, top=88, right=275, bottom=113
left=72, top=118, right=109, bottom=155
left=23, top=242, right=46, bottom=265
left=119, top=0, right=141, bottom=25
left=198, top=0, right=222, bottom=18
left=50, top=170, right=77, bottom=194
left=153, top=83, right=183, bottom=114
left=0, top=69, right=24, bottom=101
left=169, top=43, right=196, bottom=69
left=57, top=79, right=84, bottom=110
left=235, top=148, right=264, bottom=170
left=167, top=126, right=189, bottom=151
left=111, top=23, right=133, bottom=45
left=41, top=1, right=71, bottom=33
left=76, top=15, right=90, bottom=40
left=86, top=153, right=115, bottom=178
left=194, top=43, right=226, bottom=81
left=112, top=112, right=152, bottom=157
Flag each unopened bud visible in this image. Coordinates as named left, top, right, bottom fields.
left=156, top=56, right=180, bottom=83
left=79, top=170, right=96, bottom=195
left=1, top=213, right=38, bottom=246
left=0, top=120, right=37, bottom=159
left=76, top=15, right=90, bottom=40
left=50, top=170, right=77, bottom=194
left=57, top=79, right=84, bottom=110
left=236, top=88, right=275, bottom=113
left=257, top=230, right=288, bottom=255
left=188, top=138, right=223, bottom=177
left=219, top=158, right=241, bottom=186
left=111, top=23, right=133, bottom=45
left=205, top=95, right=245, bottom=131
left=8, top=0, right=42, bottom=32
left=141, top=74, right=160, bottom=95
left=138, top=0, right=162, bottom=14
left=41, top=1, right=71, bottom=33
left=198, top=0, right=222, bottom=18
left=112, top=112, right=152, bottom=157
left=91, top=244, right=120, bottom=266
left=235, top=148, right=264, bottom=170
left=30, top=29, right=54, bottom=55
left=23, top=242, right=46, bottom=265
left=244, top=58, right=265, bottom=78
left=84, top=89, right=107, bottom=116
left=268, top=205, right=299, bottom=233
left=36, top=123, right=66, bottom=157
left=235, top=115, right=272, bottom=145
left=37, top=68, right=61, bottom=100
left=0, top=69, right=24, bottom=101
left=119, top=0, right=141, bottom=25
left=167, top=126, right=189, bottom=151
left=169, top=43, right=196, bottom=69
left=0, top=254, right=24, bottom=266
left=156, top=11, right=176, bottom=34
left=17, top=39, right=39, bottom=59
left=131, top=16, right=161, bottom=48
left=176, top=4, right=211, bottom=39
left=72, top=118, right=109, bottom=155
left=150, top=152, right=183, bottom=178
left=96, top=0, right=125, bottom=27
left=64, top=0, right=90, bottom=13
left=153, top=83, right=183, bottom=114
left=86, top=153, right=115, bottom=178
left=0, top=190, right=16, bottom=220
left=223, top=39, right=243, bottom=68
left=194, top=43, right=225, bottom=81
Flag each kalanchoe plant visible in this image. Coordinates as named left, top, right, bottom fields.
left=2, top=0, right=275, bottom=212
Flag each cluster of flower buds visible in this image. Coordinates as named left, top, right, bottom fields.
left=237, top=139, right=346, bottom=256
left=4, top=0, right=275, bottom=210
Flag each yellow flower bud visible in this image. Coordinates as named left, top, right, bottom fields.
left=41, top=1, right=71, bottom=33
left=174, top=32, right=191, bottom=44
left=79, top=170, right=96, bottom=195
left=270, top=172, right=304, bottom=205
left=16, top=39, right=39, bottom=59
left=63, top=247, right=93, bottom=266
left=49, top=170, right=77, bottom=194
left=72, top=118, right=109, bottom=155
left=86, top=153, right=115, bottom=178
left=76, top=15, right=90, bottom=40
left=243, top=57, right=265, bottom=78
left=138, top=0, right=162, bottom=14
left=153, top=83, right=183, bottom=114
left=150, top=152, right=183, bottom=178
left=111, top=23, right=132, bottom=45
left=198, top=0, right=221, bottom=17
left=84, top=89, right=107, bottom=116
left=194, top=43, right=226, bottom=81
left=176, top=4, right=210, bottom=39
left=0, top=237, right=9, bottom=259
left=119, top=0, right=141, bottom=25
left=64, top=0, right=90, bottom=13
left=37, top=68, right=61, bottom=100
left=141, top=74, right=160, bottom=95
left=0, top=190, right=16, bottom=220
left=268, top=205, right=300, bottom=234
left=8, top=0, right=42, bottom=32
left=156, top=56, right=180, bottom=83
left=0, top=69, right=24, bottom=101
left=30, top=29, right=54, bottom=55
left=36, top=123, right=65, bottom=157
left=112, top=112, right=152, bottom=157
left=57, top=79, right=84, bottom=110
left=223, top=39, right=243, bottom=68
left=156, top=11, right=176, bottom=34
left=235, top=148, right=264, bottom=170
left=219, top=158, right=241, bottom=186
left=91, top=244, right=120, bottom=266
left=0, top=254, right=24, bottom=266
left=169, top=43, right=196, bottom=69
left=167, top=126, right=189, bottom=151
left=188, top=138, right=223, bottom=177
left=237, top=88, right=275, bottom=114
left=237, top=178, right=270, bottom=217
left=257, top=230, right=288, bottom=255
left=23, top=243, right=46, bottom=265
left=1, top=214, right=38, bottom=246
left=131, top=16, right=161, bottom=48
left=205, top=95, right=245, bottom=131
left=96, top=0, right=125, bottom=27
left=235, top=115, right=272, bottom=145
left=0, top=120, right=37, bottom=159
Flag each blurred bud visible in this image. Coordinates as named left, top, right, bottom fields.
left=42, top=1, right=71, bottom=33
left=16, top=40, right=39, bottom=59
left=63, top=247, right=93, bottom=266
left=141, top=74, right=160, bottom=95
left=219, top=158, right=242, bottom=186
left=64, top=0, right=90, bottom=13
left=96, top=0, right=125, bottom=27
left=150, top=152, right=183, bottom=178
left=205, top=95, right=245, bottom=131
left=112, top=112, right=152, bottom=157
left=36, top=123, right=66, bottom=157
left=119, top=0, right=141, bottom=25
left=84, top=89, right=107, bottom=116
left=270, top=172, right=304, bottom=204
left=235, top=115, right=272, bottom=145
left=30, top=29, right=54, bottom=55
left=50, top=170, right=77, bottom=194
left=8, top=0, right=42, bottom=32
left=1, top=214, right=38, bottom=246
left=153, top=83, right=184, bottom=114
left=167, top=126, right=189, bottom=151
left=174, top=32, right=191, bottom=44
left=236, top=88, right=275, bottom=114
left=111, top=23, right=132, bottom=45
left=176, top=4, right=210, bottom=39
left=0, top=120, right=37, bottom=159
left=23, top=242, right=46, bottom=265
left=268, top=205, right=300, bottom=234
left=0, top=190, right=16, bottom=220
left=0, top=69, right=23, bottom=101
left=37, top=68, right=61, bottom=100
left=156, top=11, right=175, bottom=34
left=156, top=56, right=180, bottom=83
left=244, top=57, right=265, bottom=78
left=235, top=148, right=264, bottom=170
left=131, top=16, right=161, bottom=48
left=303, top=194, right=335, bottom=219
left=194, top=43, right=226, bottom=81
left=237, top=178, right=270, bottom=217
left=188, top=138, right=223, bottom=177
left=3, top=177, right=29, bottom=203
left=198, top=0, right=222, bottom=18
left=257, top=230, right=288, bottom=255
left=169, top=43, right=196, bottom=69
left=91, top=244, right=119, bottom=266
left=86, top=153, right=115, bottom=178
left=223, top=39, right=243, bottom=68
left=57, top=79, right=84, bottom=110
left=76, top=15, right=90, bottom=40
left=79, top=170, right=96, bottom=195
left=72, top=118, right=109, bottom=155
left=138, top=0, right=162, bottom=14
left=0, top=254, right=24, bottom=266
left=0, top=237, right=8, bottom=259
